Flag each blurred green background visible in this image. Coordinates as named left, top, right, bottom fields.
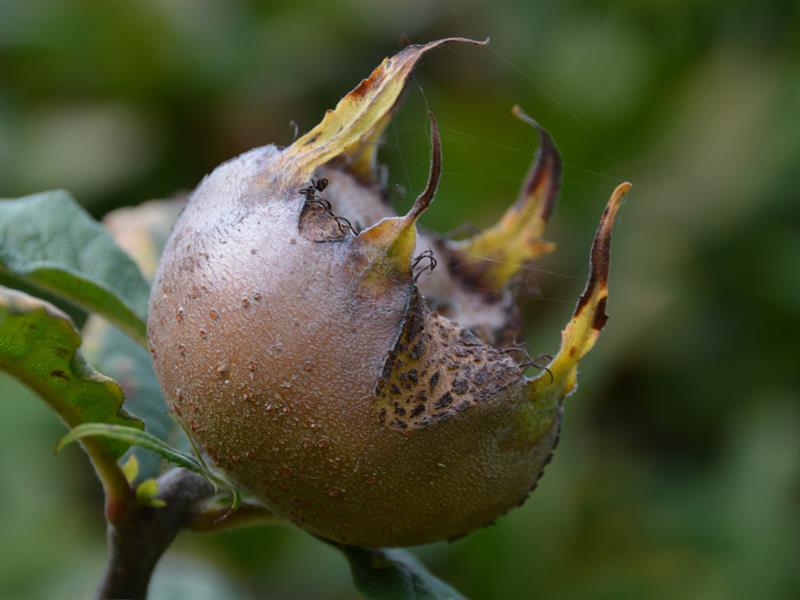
left=1, top=0, right=798, bottom=598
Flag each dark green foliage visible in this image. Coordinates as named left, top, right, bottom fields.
left=0, top=191, right=150, bottom=345
left=343, top=546, right=465, bottom=600
left=0, top=286, right=142, bottom=458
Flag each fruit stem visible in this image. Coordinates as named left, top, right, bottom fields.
left=188, top=499, right=278, bottom=532
left=94, top=468, right=215, bottom=600
left=81, top=437, right=137, bottom=524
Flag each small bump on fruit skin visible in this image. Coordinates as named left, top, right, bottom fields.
left=147, top=39, right=631, bottom=547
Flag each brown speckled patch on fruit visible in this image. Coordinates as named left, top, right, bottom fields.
left=374, top=290, right=521, bottom=430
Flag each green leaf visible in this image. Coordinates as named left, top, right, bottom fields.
left=0, top=190, right=151, bottom=346
left=58, top=423, right=240, bottom=513
left=58, top=423, right=203, bottom=471
left=81, top=197, right=189, bottom=479
left=83, top=318, right=189, bottom=479
left=0, top=285, right=142, bottom=458
left=341, top=546, right=466, bottom=600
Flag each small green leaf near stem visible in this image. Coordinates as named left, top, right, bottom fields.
left=58, top=423, right=242, bottom=517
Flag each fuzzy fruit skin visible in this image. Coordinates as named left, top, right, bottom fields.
left=148, top=146, right=562, bottom=547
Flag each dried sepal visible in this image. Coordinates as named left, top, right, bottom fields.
left=531, top=181, right=633, bottom=397
left=340, top=110, right=393, bottom=183
left=352, top=113, right=441, bottom=284
left=452, top=106, right=562, bottom=290
left=274, top=37, right=487, bottom=186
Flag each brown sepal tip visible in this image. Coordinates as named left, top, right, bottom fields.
left=574, top=181, right=632, bottom=324
left=511, top=106, right=563, bottom=224
left=405, top=112, right=442, bottom=223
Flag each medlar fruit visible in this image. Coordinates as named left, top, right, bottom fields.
left=148, top=38, right=631, bottom=547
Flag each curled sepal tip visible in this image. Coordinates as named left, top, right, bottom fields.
left=531, top=181, right=632, bottom=396
left=274, top=37, right=486, bottom=185
left=352, top=112, right=442, bottom=283
left=453, top=106, right=562, bottom=290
